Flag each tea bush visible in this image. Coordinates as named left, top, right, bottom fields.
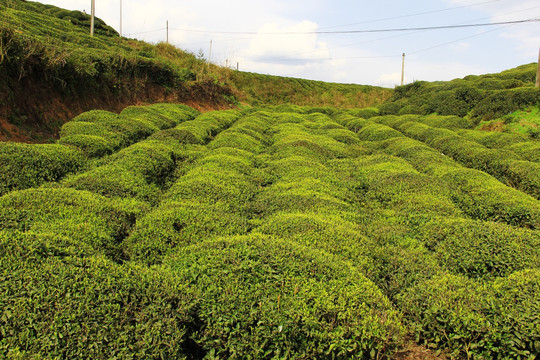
left=255, top=212, right=375, bottom=275
left=59, top=121, right=128, bottom=152
left=470, top=87, right=540, bottom=123
left=59, top=105, right=198, bottom=156
left=161, top=234, right=406, bottom=359
left=57, top=134, right=114, bottom=157
left=0, top=142, right=85, bottom=195
left=346, top=107, right=379, bottom=119
left=0, top=188, right=148, bottom=260
left=1, top=104, right=538, bottom=359
left=457, top=129, right=528, bottom=148
left=485, top=269, right=540, bottom=358
left=123, top=199, right=250, bottom=265
left=376, top=134, right=540, bottom=228
left=398, top=270, right=540, bottom=359
left=389, top=119, right=540, bottom=199
left=418, top=114, right=472, bottom=129
left=344, top=117, right=370, bottom=132
left=207, top=130, right=264, bottom=153
left=505, top=141, right=540, bottom=163
left=418, top=217, right=540, bottom=278
left=59, top=139, right=181, bottom=204
left=398, top=273, right=490, bottom=359
left=0, top=254, right=195, bottom=359
left=355, top=154, right=461, bottom=217
left=357, top=123, right=405, bottom=142
left=442, top=168, right=540, bottom=228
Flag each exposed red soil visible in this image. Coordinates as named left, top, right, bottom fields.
left=0, top=76, right=235, bottom=143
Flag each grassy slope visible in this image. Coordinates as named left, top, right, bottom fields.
left=0, top=0, right=391, bottom=142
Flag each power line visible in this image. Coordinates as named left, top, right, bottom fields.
left=171, top=18, right=539, bottom=36
left=408, top=23, right=517, bottom=55
left=245, top=22, right=520, bottom=63
left=318, top=0, right=503, bottom=30
left=124, top=28, right=166, bottom=36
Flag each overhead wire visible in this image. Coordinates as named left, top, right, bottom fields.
left=170, top=18, right=539, bottom=36
left=318, top=0, right=503, bottom=30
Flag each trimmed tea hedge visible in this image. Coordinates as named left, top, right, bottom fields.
left=59, top=104, right=199, bottom=156
left=0, top=142, right=85, bottom=195
left=161, top=234, right=406, bottom=359
left=0, top=188, right=148, bottom=260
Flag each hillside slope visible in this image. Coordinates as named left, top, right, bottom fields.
left=0, top=0, right=391, bottom=142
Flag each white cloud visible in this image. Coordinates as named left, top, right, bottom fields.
left=241, top=21, right=330, bottom=63
left=376, top=72, right=405, bottom=87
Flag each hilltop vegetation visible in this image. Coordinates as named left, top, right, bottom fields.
left=1, top=102, right=539, bottom=359
left=0, top=0, right=391, bottom=141
left=380, top=63, right=540, bottom=137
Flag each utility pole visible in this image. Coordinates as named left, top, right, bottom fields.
left=166, top=20, right=169, bottom=44
left=90, top=0, right=95, bottom=36
left=208, top=40, right=212, bottom=67
left=536, top=46, right=540, bottom=88
left=401, top=53, right=405, bottom=86
left=119, top=0, right=122, bottom=37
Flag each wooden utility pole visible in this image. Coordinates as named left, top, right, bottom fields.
left=536, top=47, right=540, bottom=88
left=90, top=0, right=95, bottom=36
left=166, top=21, right=169, bottom=43
left=401, top=53, right=405, bottom=86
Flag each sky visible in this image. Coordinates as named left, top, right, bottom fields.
left=36, top=0, right=540, bottom=87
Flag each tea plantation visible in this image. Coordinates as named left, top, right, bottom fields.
left=1, top=102, right=539, bottom=359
